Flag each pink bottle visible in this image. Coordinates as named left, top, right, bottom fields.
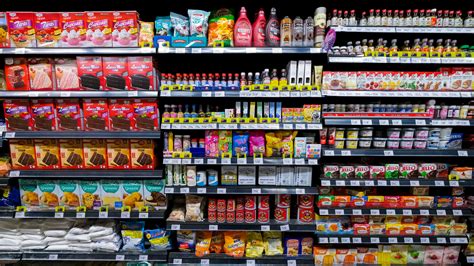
left=234, top=7, right=252, bottom=47
left=252, top=9, right=266, bottom=47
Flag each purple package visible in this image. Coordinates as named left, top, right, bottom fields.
left=249, top=131, right=265, bottom=156
left=205, top=130, right=219, bottom=157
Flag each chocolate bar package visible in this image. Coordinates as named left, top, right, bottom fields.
left=103, top=57, right=129, bottom=90
left=130, top=139, right=154, bottom=169
left=3, top=99, right=33, bottom=131
left=59, top=139, right=84, bottom=169
left=54, top=58, right=80, bottom=90
left=109, top=99, right=134, bottom=131
left=77, top=56, right=104, bottom=90
left=28, top=58, right=54, bottom=90
left=4, top=57, right=30, bottom=90
left=35, top=139, right=60, bottom=169
left=10, top=139, right=36, bottom=169
left=83, top=139, right=107, bottom=169
left=31, top=99, right=57, bottom=131
left=55, top=99, right=84, bottom=131
left=132, top=99, right=159, bottom=131
left=83, top=98, right=109, bottom=131
left=128, top=56, right=154, bottom=90
left=107, top=139, right=130, bottom=169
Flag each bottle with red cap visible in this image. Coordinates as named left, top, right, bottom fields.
left=360, top=11, right=367, bottom=26
left=430, top=9, right=437, bottom=26
left=349, top=10, right=357, bottom=26
left=201, top=73, right=207, bottom=86
left=374, top=9, right=381, bottom=26
left=405, top=10, right=412, bottom=26
left=412, top=9, right=419, bottom=26
left=381, top=9, right=388, bottom=26
left=448, top=11, right=455, bottom=27
left=443, top=10, right=450, bottom=27
left=214, top=73, right=220, bottom=87
left=424, top=10, right=431, bottom=27
left=182, top=73, right=189, bottom=85
left=437, top=10, right=444, bottom=27
left=195, top=73, right=201, bottom=86
left=387, top=10, right=393, bottom=26
left=399, top=10, right=405, bottom=26
left=343, top=10, right=349, bottom=26
left=368, top=9, right=375, bottom=26
left=330, top=9, right=338, bottom=26
left=465, top=11, right=473, bottom=27
left=393, top=10, right=400, bottom=26
left=337, top=10, right=343, bottom=26
left=189, top=74, right=195, bottom=86
left=207, top=73, right=214, bottom=87
left=419, top=9, right=426, bottom=26
left=221, top=73, right=227, bottom=87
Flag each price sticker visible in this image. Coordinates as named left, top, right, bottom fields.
left=283, top=158, right=293, bottom=165
left=217, top=188, right=227, bottom=194
left=280, top=91, right=290, bottom=97
left=365, top=180, right=375, bottom=186
left=449, top=181, right=459, bottom=187
left=165, top=187, right=174, bottom=194
left=161, top=124, right=171, bottom=130
left=308, top=123, right=322, bottom=129
left=379, top=120, right=389, bottom=125
left=451, top=237, right=468, bottom=244
left=436, top=209, right=447, bottom=216
left=181, top=159, right=191, bottom=165
left=127, top=91, right=138, bottom=97
left=370, top=238, right=380, bottom=244
left=410, top=180, right=420, bottom=186
left=215, top=91, right=225, bottom=97
left=384, top=150, right=394, bottom=156
left=121, top=211, right=131, bottom=219
left=335, top=180, right=346, bottom=186
left=272, top=48, right=283, bottom=54
left=171, top=224, right=181, bottom=230
left=420, top=209, right=430, bottom=216
left=324, top=150, right=335, bottom=156
left=254, top=157, right=263, bottom=164
left=283, top=124, right=293, bottom=130
left=403, top=209, right=413, bottom=215
left=209, top=224, right=218, bottom=231
left=353, top=209, right=362, bottom=215
left=173, top=258, right=182, bottom=264
left=207, top=159, right=217, bottom=164
left=252, top=188, right=261, bottom=195
left=404, top=237, right=414, bottom=243
left=194, top=158, right=204, bottom=165
left=4, top=132, right=15, bottom=138
left=261, top=225, right=270, bottom=231
left=280, top=224, right=290, bottom=231
left=341, top=150, right=351, bottom=156
left=191, top=48, right=202, bottom=54
left=9, top=171, right=20, bottom=177
left=197, top=188, right=207, bottom=194
left=139, top=212, right=149, bottom=219
left=458, top=150, right=468, bottom=157
left=99, top=211, right=108, bottom=218
left=321, top=180, right=331, bottom=186
left=295, top=124, right=305, bottom=129
left=415, top=119, right=426, bottom=125
left=386, top=209, right=396, bottom=215
left=287, top=260, right=297, bottom=266
left=294, top=158, right=305, bottom=165
left=329, top=237, right=339, bottom=243
left=246, top=47, right=257, bottom=53
left=221, top=158, right=231, bottom=165
left=392, top=120, right=402, bottom=125
left=49, top=254, right=58, bottom=260
left=59, top=91, right=71, bottom=97
left=237, top=158, right=247, bottom=165
left=389, top=237, right=398, bottom=243
left=421, top=237, right=430, bottom=244
left=350, top=119, right=361, bottom=125
left=296, top=188, right=305, bottom=195
left=139, top=255, right=148, bottom=261
left=437, top=238, right=447, bottom=244
left=435, top=180, right=445, bottom=186
left=76, top=212, right=86, bottom=218
left=352, top=237, right=362, bottom=244
left=200, top=259, right=210, bottom=265
left=290, top=91, right=301, bottom=97
left=115, top=255, right=125, bottom=261
left=319, top=209, right=329, bottom=215
left=341, top=238, right=351, bottom=244
left=390, top=180, right=400, bottom=186
left=350, top=180, right=360, bottom=186
left=201, top=91, right=212, bottom=97
left=360, top=119, right=372, bottom=125
left=308, top=159, right=318, bottom=165
left=370, top=209, right=380, bottom=215
left=319, top=238, right=328, bottom=244
left=180, top=187, right=190, bottom=194
left=246, top=260, right=256, bottom=266
left=453, top=209, right=463, bottom=216
left=335, top=209, right=345, bottom=215
left=378, top=180, right=387, bottom=186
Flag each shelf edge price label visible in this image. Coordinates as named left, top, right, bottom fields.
left=252, top=188, right=261, bottom=194
left=180, top=187, right=190, bottom=194
left=392, top=120, right=402, bottom=125
left=181, top=159, right=191, bottom=165
left=139, top=255, right=149, bottom=261
left=207, top=159, right=217, bottom=164
left=341, top=150, right=351, bottom=156
left=272, top=48, right=283, bottom=54
left=421, top=237, right=430, bottom=244
left=247, top=260, right=256, bottom=266
left=261, top=225, right=270, bottom=231
left=115, top=255, right=125, bottom=261
left=194, top=158, right=204, bottom=165
left=362, top=119, right=372, bottom=125
left=370, top=237, right=380, bottom=244
left=209, top=224, right=218, bottom=231
left=237, top=158, right=247, bottom=165
left=436, top=209, right=447, bottom=216
left=350, top=180, right=360, bottom=186
left=217, top=188, right=226, bottom=194
left=165, top=187, right=174, bottom=194
left=171, top=224, right=181, bottom=230
left=390, top=180, right=400, bottom=186
left=215, top=91, right=225, bottom=97
left=449, top=181, right=459, bottom=187
left=49, top=254, right=58, bottom=260
left=280, top=224, right=290, bottom=231
left=410, top=180, right=420, bottom=186
left=435, top=180, right=445, bottom=186
left=321, top=180, right=331, bottom=186
left=324, top=150, right=335, bottom=156
left=283, top=124, right=293, bottom=130
left=283, top=158, right=293, bottom=165
left=415, top=119, right=426, bottom=125
left=294, top=158, right=305, bottom=165
left=378, top=180, right=387, bottom=186
left=384, top=150, right=394, bottom=156
left=76, top=212, right=86, bottom=218
left=287, top=260, right=297, bottom=266
left=437, top=237, right=447, bottom=244
left=350, top=119, right=361, bottom=125
left=389, top=237, right=398, bottom=244
left=457, top=150, right=468, bottom=157
left=335, top=180, right=345, bottom=186
left=319, top=209, right=329, bottom=215
left=420, top=209, right=430, bottom=216
left=99, top=211, right=108, bottom=219
left=386, top=209, right=396, bottom=215
left=379, top=120, right=389, bottom=125
left=296, top=188, right=305, bottom=195
left=200, top=259, right=210, bottom=265
left=329, top=237, right=339, bottom=243
left=453, top=209, right=463, bottom=216
left=319, top=237, right=328, bottom=244
left=221, top=158, right=231, bottom=165
left=254, top=157, right=263, bottom=164
left=201, top=91, right=212, bottom=97
left=173, top=258, right=182, bottom=265
left=139, top=212, right=149, bottom=219
left=404, top=237, right=414, bottom=243
left=403, top=209, right=412, bottom=215
left=341, top=237, right=351, bottom=244
left=197, top=188, right=207, bottom=194
left=352, top=237, right=362, bottom=244
left=335, top=209, right=345, bottom=215
left=352, top=209, right=362, bottom=215
left=365, top=180, right=375, bottom=186
left=120, top=211, right=130, bottom=219
left=370, top=209, right=380, bottom=215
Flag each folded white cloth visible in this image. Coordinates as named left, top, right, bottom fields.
left=89, top=228, right=113, bottom=239
left=21, top=234, right=45, bottom=241
left=65, top=233, right=90, bottom=242
left=44, top=244, right=90, bottom=251
left=21, top=245, right=46, bottom=250
left=45, top=240, right=70, bottom=245
left=0, top=238, right=22, bottom=246
left=43, top=236, right=65, bottom=243
left=89, top=223, right=115, bottom=233
left=0, top=233, right=22, bottom=239
left=44, top=230, right=67, bottom=237
left=18, top=229, right=42, bottom=235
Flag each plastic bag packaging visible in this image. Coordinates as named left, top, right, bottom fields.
left=263, top=231, right=283, bottom=256
left=224, top=231, right=246, bottom=257
left=188, top=10, right=210, bottom=37
left=120, top=221, right=145, bottom=251
left=0, top=238, right=22, bottom=246
left=219, top=130, right=232, bottom=156
left=195, top=231, right=212, bottom=257
left=208, top=9, right=235, bottom=47
left=205, top=130, right=219, bottom=157
left=265, top=131, right=297, bottom=157
left=177, top=230, right=196, bottom=252
left=245, top=232, right=264, bottom=258
left=210, top=232, right=224, bottom=254
left=233, top=131, right=249, bottom=156
left=249, top=131, right=265, bottom=156
left=185, top=195, right=204, bottom=222
left=155, top=16, right=172, bottom=36
left=145, top=228, right=172, bottom=250
left=170, top=12, right=189, bottom=37
left=44, top=230, right=68, bottom=237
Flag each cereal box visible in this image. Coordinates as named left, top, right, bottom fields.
left=59, top=12, right=86, bottom=47
left=85, top=12, right=112, bottom=47
left=107, top=139, right=131, bottom=169
left=54, top=58, right=81, bottom=90
left=143, top=179, right=166, bottom=210
left=79, top=180, right=101, bottom=209
left=121, top=180, right=144, bottom=210
left=10, top=139, right=36, bottom=169
left=37, top=180, right=61, bottom=208
left=31, top=99, right=57, bottom=130
left=385, top=164, right=400, bottom=179
left=103, top=57, right=129, bottom=90
left=83, top=98, right=109, bottom=131
left=100, top=180, right=123, bottom=209
left=55, top=99, right=84, bottom=131
left=0, top=12, right=9, bottom=48
left=3, top=99, right=32, bottom=130
left=34, top=139, right=60, bottom=169
left=109, top=99, right=134, bottom=131
left=132, top=99, right=159, bottom=131
left=19, top=179, right=40, bottom=208
left=4, top=57, right=30, bottom=90
left=83, top=139, right=107, bottom=169
left=35, top=12, right=60, bottom=47
left=7, top=12, right=36, bottom=47
left=28, top=58, right=54, bottom=90
left=58, top=180, right=81, bottom=208
left=59, top=139, right=84, bottom=169
left=127, top=56, right=154, bottom=90
left=77, top=56, right=104, bottom=90
left=112, top=11, right=138, bottom=47
left=130, top=139, right=155, bottom=169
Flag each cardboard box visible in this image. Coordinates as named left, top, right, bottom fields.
left=34, top=139, right=60, bottom=169
left=0, top=12, right=9, bottom=48
left=83, top=98, right=109, bottom=131
left=127, top=56, right=154, bottom=90
left=109, top=99, right=134, bottom=131
left=77, top=56, right=104, bottom=90
left=280, top=167, right=295, bottom=186
left=238, top=166, right=256, bottom=185
left=55, top=99, right=84, bottom=131
left=37, top=180, right=61, bottom=208
left=112, top=11, right=138, bottom=47
left=31, top=99, right=57, bottom=130
left=3, top=99, right=32, bottom=130
left=100, top=180, right=123, bottom=209
left=143, top=179, right=167, bottom=210
left=132, top=99, right=159, bottom=131
left=297, top=60, right=305, bottom=86
left=83, top=139, right=107, bottom=169
left=258, top=166, right=276, bottom=185
left=10, top=139, right=36, bottom=169
left=107, top=139, right=131, bottom=169
left=304, top=60, right=312, bottom=85
left=59, top=139, right=84, bottom=169
left=121, top=180, right=144, bottom=210
left=4, top=57, right=30, bottom=90
left=79, top=180, right=101, bottom=209
left=221, top=166, right=237, bottom=185
left=59, top=12, right=86, bottom=47
left=6, top=12, right=36, bottom=48
left=58, top=180, right=81, bottom=208
left=130, top=139, right=155, bottom=169
left=19, top=179, right=40, bottom=209
left=287, top=61, right=297, bottom=85
left=296, top=166, right=312, bottom=187
left=54, top=58, right=81, bottom=90
left=35, top=12, right=60, bottom=47
left=103, top=57, right=129, bottom=90
left=85, top=12, right=113, bottom=47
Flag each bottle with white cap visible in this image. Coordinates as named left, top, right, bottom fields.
left=314, top=7, right=327, bottom=48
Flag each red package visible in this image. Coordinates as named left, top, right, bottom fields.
left=258, top=195, right=269, bottom=209
left=236, top=197, right=244, bottom=210
left=6, top=12, right=36, bottom=48
left=227, top=198, right=236, bottom=211
left=400, top=196, right=418, bottom=208
left=208, top=210, right=217, bottom=223
left=217, top=211, right=226, bottom=223
left=297, top=207, right=314, bottom=224
left=0, top=12, right=9, bottom=48
left=4, top=57, right=30, bottom=90
left=236, top=209, right=244, bottom=223
left=77, top=56, right=104, bottom=90
left=108, top=99, right=134, bottom=131
left=217, top=199, right=226, bottom=212
left=258, top=208, right=270, bottom=223
left=31, top=99, right=57, bottom=131
left=298, top=195, right=314, bottom=208
left=85, top=12, right=112, bottom=47
left=245, top=208, right=256, bottom=223
left=54, top=58, right=80, bottom=90
left=55, top=99, right=84, bottom=131
left=132, top=99, right=159, bottom=131
left=83, top=98, right=109, bottom=131
left=384, top=196, right=400, bottom=208
left=59, top=12, right=86, bottom=47
left=103, top=57, right=129, bottom=90
left=208, top=198, right=217, bottom=211
left=354, top=224, right=370, bottom=235
left=244, top=196, right=256, bottom=209
left=226, top=209, right=235, bottom=223
left=275, top=194, right=291, bottom=208
left=35, top=12, right=60, bottom=47
left=28, top=58, right=54, bottom=91
left=112, top=11, right=138, bottom=47
left=127, top=56, right=154, bottom=90
left=3, top=99, right=32, bottom=131
left=274, top=206, right=289, bottom=223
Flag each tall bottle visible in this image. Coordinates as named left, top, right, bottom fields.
left=234, top=7, right=252, bottom=47
left=303, top=16, right=314, bottom=47
left=292, top=16, right=304, bottom=46
left=314, top=7, right=327, bottom=48
left=252, top=9, right=266, bottom=47
left=265, top=7, right=280, bottom=47
left=280, top=16, right=292, bottom=47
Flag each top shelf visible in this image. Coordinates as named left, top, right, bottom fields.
left=333, top=26, right=474, bottom=34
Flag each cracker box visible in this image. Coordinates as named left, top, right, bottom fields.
left=54, top=58, right=81, bottom=90
left=85, top=12, right=112, bottom=47
left=34, top=139, right=60, bottom=169
left=59, top=12, right=86, bottom=47
left=143, top=180, right=166, bottom=210
left=10, top=139, right=36, bottom=169
left=83, top=98, right=109, bottom=131
left=79, top=180, right=101, bottom=209
left=130, top=139, right=155, bottom=169
left=58, top=180, right=81, bottom=208
left=3, top=99, right=32, bottom=130
left=55, top=99, right=84, bottom=131
left=121, top=180, right=144, bottom=210
left=6, top=12, right=36, bottom=48
left=109, top=99, right=134, bottom=131
left=83, top=139, right=107, bottom=169
left=28, top=58, right=54, bottom=90
left=19, top=179, right=40, bottom=209
left=37, top=180, right=61, bottom=208
left=100, top=180, right=123, bottom=209
left=59, top=139, right=84, bottom=169
left=132, top=99, right=159, bottom=131
left=4, top=57, right=30, bottom=90
left=112, top=11, right=138, bottom=47
left=35, top=12, right=60, bottom=47
left=103, top=57, right=129, bottom=90
left=31, top=99, right=57, bottom=131
left=0, top=12, right=9, bottom=48
left=77, top=56, right=104, bottom=90
left=107, top=139, right=131, bottom=169
left=128, top=56, right=154, bottom=90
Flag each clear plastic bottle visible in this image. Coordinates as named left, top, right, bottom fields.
left=437, top=10, right=444, bottom=27
left=163, top=105, right=170, bottom=118
left=448, top=11, right=455, bottom=27
left=443, top=10, right=450, bottom=27
left=399, top=10, right=405, bottom=26
left=419, top=9, right=425, bottom=26
left=177, top=104, right=184, bottom=118
left=381, top=9, right=388, bottom=26
left=368, top=9, right=375, bottom=26
left=412, top=9, right=419, bottom=26
left=247, top=72, right=254, bottom=85
left=455, top=11, right=463, bottom=27
left=360, top=11, right=368, bottom=26
left=262, top=69, right=271, bottom=84
left=464, top=11, right=472, bottom=27
left=387, top=10, right=393, bottom=26
left=405, top=9, right=412, bottom=26
left=279, top=69, right=288, bottom=85
left=254, top=72, right=261, bottom=84
left=393, top=10, right=400, bottom=26
left=265, top=7, right=280, bottom=47
left=349, top=10, right=357, bottom=26
left=331, top=9, right=338, bottom=26
left=337, top=10, right=343, bottom=26
left=240, top=72, right=247, bottom=86
left=424, top=10, right=431, bottom=27
left=374, top=9, right=381, bottom=26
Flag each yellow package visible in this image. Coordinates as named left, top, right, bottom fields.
left=208, top=9, right=234, bottom=47
left=263, top=231, right=283, bottom=256
left=265, top=131, right=298, bottom=157
left=195, top=231, right=212, bottom=257
left=265, top=132, right=281, bottom=157
left=245, top=232, right=264, bottom=258
left=210, top=232, right=224, bottom=254
left=224, top=231, right=246, bottom=257
left=277, top=131, right=298, bottom=157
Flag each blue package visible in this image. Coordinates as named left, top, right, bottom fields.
left=155, top=16, right=172, bottom=36
left=232, top=131, right=249, bottom=157
left=120, top=221, right=145, bottom=251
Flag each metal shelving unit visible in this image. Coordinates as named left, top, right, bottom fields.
left=167, top=219, right=315, bottom=232
left=323, top=149, right=474, bottom=157
left=318, top=208, right=470, bottom=216
left=164, top=186, right=318, bottom=195
left=168, top=253, right=314, bottom=265
left=2, top=131, right=160, bottom=139
left=320, top=179, right=472, bottom=187
left=0, top=91, right=158, bottom=98
left=323, top=118, right=473, bottom=126
left=163, top=157, right=318, bottom=166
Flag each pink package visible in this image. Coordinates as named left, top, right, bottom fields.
left=28, top=58, right=54, bottom=90
left=85, top=12, right=113, bottom=47
left=249, top=131, right=265, bottom=156
left=442, top=246, right=460, bottom=265
left=54, top=58, right=80, bottom=90
left=424, top=246, right=444, bottom=265
left=205, top=130, right=219, bottom=158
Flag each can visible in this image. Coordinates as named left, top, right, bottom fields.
left=276, top=194, right=291, bottom=208
left=297, top=195, right=314, bottom=208
left=245, top=208, right=257, bottom=223
left=298, top=206, right=315, bottom=224
left=258, top=208, right=270, bottom=223
left=245, top=196, right=257, bottom=209
left=236, top=209, right=245, bottom=223
left=226, top=210, right=235, bottom=223
left=274, top=206, right=290, bottom=223
left=236, top=197, right=245, bottom=210
left=208, top=198, right=217, bottom=211
left=217, top=199, right=226, bottom=212
left=258, top=195, right=270, bottom=209
left=227, top=198, right=236, bottom=211
left=217, top=211, right=226, bottom=223
left=208, top=210, right=217, bottom=223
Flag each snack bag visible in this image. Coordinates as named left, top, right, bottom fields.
left=263, top=231, right=283, bottom=256
left=224, top=231, right=246, bottom=257
left=170, top=12, right=189, bottom=37
left=232, top=131, right=249, bottom=157
left=208, top=9, right=234, bottom=47
left=177, top=230, right=196, bottom=252
left=205, top=130, right=219, bottom=157
left=278, top=131, right=298, bottom=157
left=185, top=195, right=204, bottom=221
left=246, top=232, right=264, bottom=258
left=120, top=221, right=145, bottom=251
left=195, top=231, right=212, bottom=257
left=188, top=10, right=210, bottom=37
left=155, top=16, right=171, bottom=36
left=249, top=131, right=265, bottom=156
left=210, top=232, right=224, bottom=254
left=218, top=130, right=232, bottom=156
left=145, top=228, right=172, bottom=250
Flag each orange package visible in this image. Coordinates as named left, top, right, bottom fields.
left=210, top=232, right=224, bottom=254
left=336, top=249, right=357, bottom=265
left=224, top=231, right=246, bottom=257
left=386, top=224, right=402, bottom=236
left=334, top=196, right=351, bottom=207
left=400, top=196, right=418, bottom=208
left=354, top=224, right=369, bottom=235
left=195, top=231, right=212, bottom=257
left=401, top=224, right=418, bottom=235
left=366, top=196, right=384, bottom=208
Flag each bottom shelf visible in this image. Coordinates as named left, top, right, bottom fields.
left=317, top=235, right=469, bottom=245
left=168, top=253, right=314, bottom=265
left=0, top=251, right=167, bottom=262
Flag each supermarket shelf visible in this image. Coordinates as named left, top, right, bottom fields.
left=467, top=256, right=474, bottom=264
left=20, top=251, right=167, bottom=262
left=0, top=252, right=22, bottom=262
left=323, top=149, right=474, bottom=157
left=318, top=208, right=470, bottom=216
left=323, top=90, right=472, bottom=98
left=0, top=91, right=158, bottom=98
left=160, top=90, right=322, bottom=98
left=157, top=47, right=323, bottom=54
left=0, top=47, right=156, bottom=55
left=2, top=131, right=160, bottom=139
left=0, top=178, right=8, bottom=186
left=163, top=157, right=318, bottom=166
left=320, top=179, right=472, bottom=187
left=3, top=209, right=165, bottom=219
left=167, top=219, right=315, bottom=232
left=323, top=118, right=473, bottom=126
left=332, top=26, right=474, bottom=34
left=168, top=253, right=314, bottom=265
left=8, top=170, right=162, bottom=179
left=328, top=56, right=474, bottom=64
left=161, top=123, right=322, bottom=130
left=164, top=186, right=318, bottom=195
left=316, top=235, right=469, bottom=245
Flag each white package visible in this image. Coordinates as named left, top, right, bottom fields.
left=297, top=60, right=305, bottom=85
left=296, top=167, right=312, bottom=187
left=238, top=166, right=256, bottom=185
left=258, top=166, right=277, bottom=185
left=89, top=228, right=114, bottom=239
left=287, top=61, right=297, bottom=85
left=304, top=60, right=312, bottom=85
left=44, top=230, right=68, bottom=237
left=0, top=238, right=22, bottom=246
left=280, top=167, right=295, bottom=186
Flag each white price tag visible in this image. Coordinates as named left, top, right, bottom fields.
left=14, top=48, right=26, bottom=54
left=49, top=254, right=58, bottom=260
left=194, top=188, right=205, bottom=194
left=451, top=237, right=468, bottom=244
left=165, top=187, right=174, bottom=194
left=4, top=132, right=15, bottom=138
left=389, top=237, right=398, bottom=243
left=139, top=255, right=148, bottom=261
left=283, top=124, right=293, bottom=130
left=194, top=158, right=204, bottom=165
left=161, top=124, right=171, bottom=130
left=350, top=180, right=360, bottom=186
left=379, top=120, right=389, bottom=125
left=404, top=237, right=414, bottom=243
left=261, top=225, right=270, bottom=231
left=207, top=159, right=217, bottom=164
left=392, top=120, right=402, bottom=125
left=246, top=260, right=256, bottom=266
left=350, top=119, right=361, bottom=125
left=352, top=237, right=362, bottom=244
left=420, top=209, right=430, bottom=216
left=294, top=158, right=305, bottom=165
left=60, top=92, right=71, bottom=97
left=9, top=171, right=20, bottom=177
left=341, top=238, right=351, bottom=244
left=390, top=180, right=400, bottom=186
left=330, top=237, right=339, bottom=243
left=437, top=238, right=447, bottom=244
left=280, top=224, right=290, bottom=231
left=252, top=188, right=261, bottom=194
left=449, top=181, right=459, bottom=187
left=410, top=181, right=420, bottom=186
left=415, top=119, right=426, bottom=125
left=272, top=48, right=283, bottom=54
left=307, top=123, right=322, bottom=130
left=341, top=150, right=351, bottom=156
left=365, top=180, right=375, bottom=186
left=171, top=224, right=181, bottom=230
left=384, top=150, right=394, bottom=156
left=29, top=92, right=39, bottom=97
left=335, top=209, right=345, bottom=215
left=180, top=187, right=190, bottom=194
left=221, top=158, right=231, bottom=165
left=280, top=91, right=290, bottom=97
left=175, top=48, right=186, bottom=54
left=127, top=91, right=138, bottom=97
left=421, top=237, right=430, bottom=244
left=319, top=209, right=329, bottom=215
left=453, top=209, right=463, bottom=216
left=378, top=180, right=387, bottom=186
left=287, top=260, right=297, bottom=266
left=295, top=124, right=305, bottom=129
left=308, top=159, right=318, bottom=165
left=335, top=180, right=346, bottom=186
left=217, top=188, right=226, bottom=194
left=458, top=150, right=468, bottom=157
left=212, top=48, right=224, bottom=54
left=246, top=47, right=257, bottom=53
left=115, top=255, right=125, bottom=261
left=254, top=157, right=263, bottom=164
left=435, top=180, right=445, bottom=186
left=370, top=209, right=380, bottom=215
left=301, top=91, right=311, bottom=97
left=181, top=159, right=191, bottom=165
left=200, top=259, right=210, bottom=265
left=362, top=120, right=373, bottom=125
left=319, top=237, right=328, bottom=243
left=290, top=91, right=301, bottom=97
left=215, top=91, right=225, bottom=97
left=173, top=258, right=183, bottom=264
left=139, top=212, right=149, bottom=219
left=321, top=180, right=331, bottom=186
left=386, top=209, right=396, bottom=215
left=237, top=158, right=247, bottom=165
left=370, top=237, right=380, bottom=244
left=283, top=158, right=293, bottom=165
left=353, top=209, right=362, bottom=215
left=121, top=211, right=130, bottom=219
left=201, top=91, right=212, bottom=97
left=296, top=188, right=305, bottom=195
left=99, top=211, right=108, bottom=218
left=209, top=224, right=218, bottom=231
left=403, top=209, right=413, bottom=215
left=325, top=150, right=335, bottom=156
left=436, top=209, right=447, bottom=216
left=76, top=212, right=86, bottom=218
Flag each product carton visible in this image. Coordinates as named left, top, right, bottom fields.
left=287, top=61, right=297, bottom=85
left=258, top=166, right=276, bottom=185
left=35, top=12, right=60, bottom=47
left=54, top=58, right=81, bottom=90
left=27, top=58, right=54, bottom=90
left=132, top=99, right=159, bottom=131
left=34, top=139, right=60, bottom=169
left=297, top=60, right=305, bottom=86
left=107, top=139, right=131, bottom=169
left=79, top=180, right=101, bottom=209
left=59, top=139, right=84, bottom=169
left=58, top=180, right=81, bottom=208
left=121, top=180, right=144, bottom=210
left=238, top=166, right=256, bottom=185
left=10, top=139, right=36, bottom=169
left=112, top=11, right=138, bottom=47
left=130, top=139, right=154, bottom=169
left=304, top=60, right=312, bottom=85
left=59, top=12, right=86, bottom=47
left=6, top=12, right=36, bottom=47
left=37, top=180, right=61, bottom=208
left=127, top=56, right=154, bottom=90
left=0, top=12, right=9, bottom=48
left=103, top=57, right=129, bottom=90
left=19, top=179, right=40, bottom=209
left=83, top=139, right=107, bottom=169
left=4, top=99, right=32, bottom=130
left=83, top=98, right=109, bottom=131
left=4, top=57, right=30, bottom=90
left=100, top=180, right=123, bottom=209
left=85, top=12, right=112, bottom=47
left=77, top=56, right=104, bottom=90
left=143, top=179, right=167, bottom=210
left=55, top=99, right=84, bottom=131
left=31, top=99, right=57, bottom=130
left=109, top=99, right=134, bottom=130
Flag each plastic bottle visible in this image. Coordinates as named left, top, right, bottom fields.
left=292, top=16, right=304, bottom=47
left=252, top=9, right=266, bottom=47
left=265, top=7, right=280, bottom=47
left=234, top=7, right=252, bottom=47
left=280, top=16, right=292, bottom=47
left=304, top=16, right=314, bottom=47
left=314, top=7, right=327, bottom=48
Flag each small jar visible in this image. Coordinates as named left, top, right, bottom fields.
left=387, top=138, right=400, bottom=149
left=335, top=139, right=345, bottom=149
left=359, top=138, right=372, bottom=148
left=415, top=127, right=429, bottom=139
left=373, top=138, right=387, bottom=149
left=360, top=127, right=374, bottom=138
left=413, top=139, right=427, bottom=149
left=387, top=128, right=401, bottom=139
left=346, top=139, right=359, bottom=149
left=427, top=138, right=440, bottom=150
left=335, top=128, right=346, bottom=139
left=400, top=138, right=414, bottom=149
left=346, top=128, right=359, bottom=139
left=429, top=128, right=441, bottom=138
left=402, top=128, right=415, bottom=139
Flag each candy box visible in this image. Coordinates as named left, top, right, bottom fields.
left=334, top=196, right=351, bottom=207
left=3, top=99, right=32, bottom=130
left=127, top=56, right=154, bottom=90
left=59, top=139, right=84, bottom=169
left=351, top=196, right=366, bottom=207
left=339, top=166, right=355, bottom=179
left=401, top=224, right=418, bottom=235
left=132, top=99, right=159, bottom=131
left=37, top=180, right=61, bottom=208
left=317, top=195, right=334, bottom=207
left=108, top=99, right=134, bottom=131
left=58, top=180, right=81, bottom=208
left=34, top=139, right=60, bottom=169
left=130, top=139, right=155, bottom=169
left=112, top=11, right=138, bottom=47
left=31, top=99, right=57, bottom=131
left=19, top=179, right=40, bottom=208
left=353, top=224, right=369, bottom=235
left=107, top=139, right=131, bottom=169
left=323, top=165, right=339, bottom=179
left=418, top=224, right=434, bottom=235
left=83, top=98, right=109, bottom=131
left=85, top=12, right=112, bottom=47
left=385, top=164, right=399, bottom=179
left=366, top=196, right=384, bottom=207
left=35, top=12, right=60, bottom=47
left=384, top=196, right=400, bottom=208
left=7, top=12, right=36, bottom=48
left=400, top=196, right=418, bottom=208
left=4, top=57, right=30, bottom=90
left=77, top=56, right=104, bottom=90
left=355, top=165, right=369, bottom=179
left=28, top=58, right=54, bottom=90
left=452, top=197, right=464, bottom=208
left=54, top=58, right=81, bottom=90
left=419, top=163, right=437, bottom=179
left=83, top=139, right=107, bottom=169
left=55, top=99, right=84, bottom=131
left=370, top=165, right=385, bottom=179
left=0, top=13, right=9, bottom=48
left=60, top=12, right=86, bottom=47
left=400, top=163, right=418, bottom=179
left=10, top=139, right=36, bottom=169
left=103, top=57, right=129, bottom=90
left=100, top=180, right=123, bottom=209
